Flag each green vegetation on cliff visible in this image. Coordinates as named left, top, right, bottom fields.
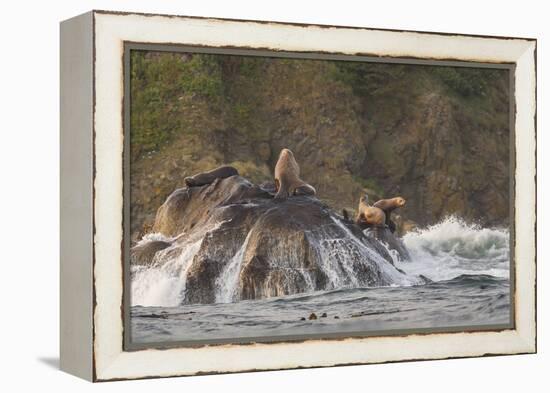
left=129, top=50, right=510, bottom=240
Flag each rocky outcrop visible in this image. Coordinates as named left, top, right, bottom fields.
left=132, top=175, right=421, bottom=304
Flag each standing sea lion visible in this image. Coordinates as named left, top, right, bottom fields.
left=355, top=194, right=386, bottom=227
left=274, top=148, right=316, bottom=199
left=373, top=197, right=406, bottom=233
left=184, top=165, right=239, bottom=187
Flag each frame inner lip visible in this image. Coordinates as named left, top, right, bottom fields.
left=120, top=41, right=517, bottom=351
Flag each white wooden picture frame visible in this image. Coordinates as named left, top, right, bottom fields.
left=60, top=10, right=536, bottom=381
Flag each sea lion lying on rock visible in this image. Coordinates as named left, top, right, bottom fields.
left=355, top=194, right=386, bottom=227
left=274, top=148, right=316, bottom=199
left=184, top=165, right=239, bottom=187
left=373, top=197, right=406, bottom=233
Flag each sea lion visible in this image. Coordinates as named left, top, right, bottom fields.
left=373, top=197, right=406, bottom=233
left=274, top=148, right=316, bottom=199
left=355, top=194, right=386, bottom=227
left=184, top=165, right=239, bottom=187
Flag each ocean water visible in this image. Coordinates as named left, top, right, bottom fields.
left=130, top=217, right=511, bottom=345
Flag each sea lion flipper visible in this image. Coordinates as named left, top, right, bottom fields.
left=342, top=209, right=350, bottom=221
left=293, top=183, right=316, bottom=196
left=274, top=181, right=290, bottom=199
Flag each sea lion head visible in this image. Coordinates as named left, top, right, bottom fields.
left=394, top=197, right=406, bottom=207
left=360, top=194, right=369, bottom=205
left=279, top=148, right=294, bottom=160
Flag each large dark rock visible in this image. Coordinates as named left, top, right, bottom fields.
left=362, top=226, right=411, bottom=261
left=133, top=175, right=421, bottom=304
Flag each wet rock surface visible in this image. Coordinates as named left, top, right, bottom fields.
left=132, top=175, right=421, bottom=304
left=130, top=240, right=172, bottom=266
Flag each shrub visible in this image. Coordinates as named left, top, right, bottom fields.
left=433, top=66, right=502, bottom=97
left=130, top=51, right=224, bottom=159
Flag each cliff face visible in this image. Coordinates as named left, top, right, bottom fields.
left=130, top=52, right=510, bottom=240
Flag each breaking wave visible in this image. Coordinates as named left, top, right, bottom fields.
left=131, top=216, right=509, bottom=307
left=396, top=216, right=509, bottom=281
left=131, top=238, right=202, bottom=307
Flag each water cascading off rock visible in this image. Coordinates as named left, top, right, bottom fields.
left=130, top=175, right=421, bottom=305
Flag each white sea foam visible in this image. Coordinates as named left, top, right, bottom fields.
left=131, top=239, right=203, bottom=306
left=318, top=217, right=421, bottom=287
left=134, top=232, right=174, bottom=247
left=131, top=215, right=509, bottom=306
left=396, top=216, right=510, bottom=281
left=215, top=231, right=253, bottom=303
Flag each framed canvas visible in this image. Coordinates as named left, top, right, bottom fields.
left=60, top=10, right=537, bottom=381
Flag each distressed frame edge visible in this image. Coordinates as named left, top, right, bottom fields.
left=90, top=11, right=537, bottom=381
left=59, top=11, right=95, bottom=381
left=512, top=41, right=537, bottom=354
left=91, top=8, right=537, bottom=42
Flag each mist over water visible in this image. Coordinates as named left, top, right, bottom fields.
left=130, top=216, right=511, bottom=343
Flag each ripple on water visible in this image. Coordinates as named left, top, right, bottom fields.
left=130, top=273, right=510, bottom=344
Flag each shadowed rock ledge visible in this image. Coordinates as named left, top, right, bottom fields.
left=131, top=175, right=421, bottom=304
